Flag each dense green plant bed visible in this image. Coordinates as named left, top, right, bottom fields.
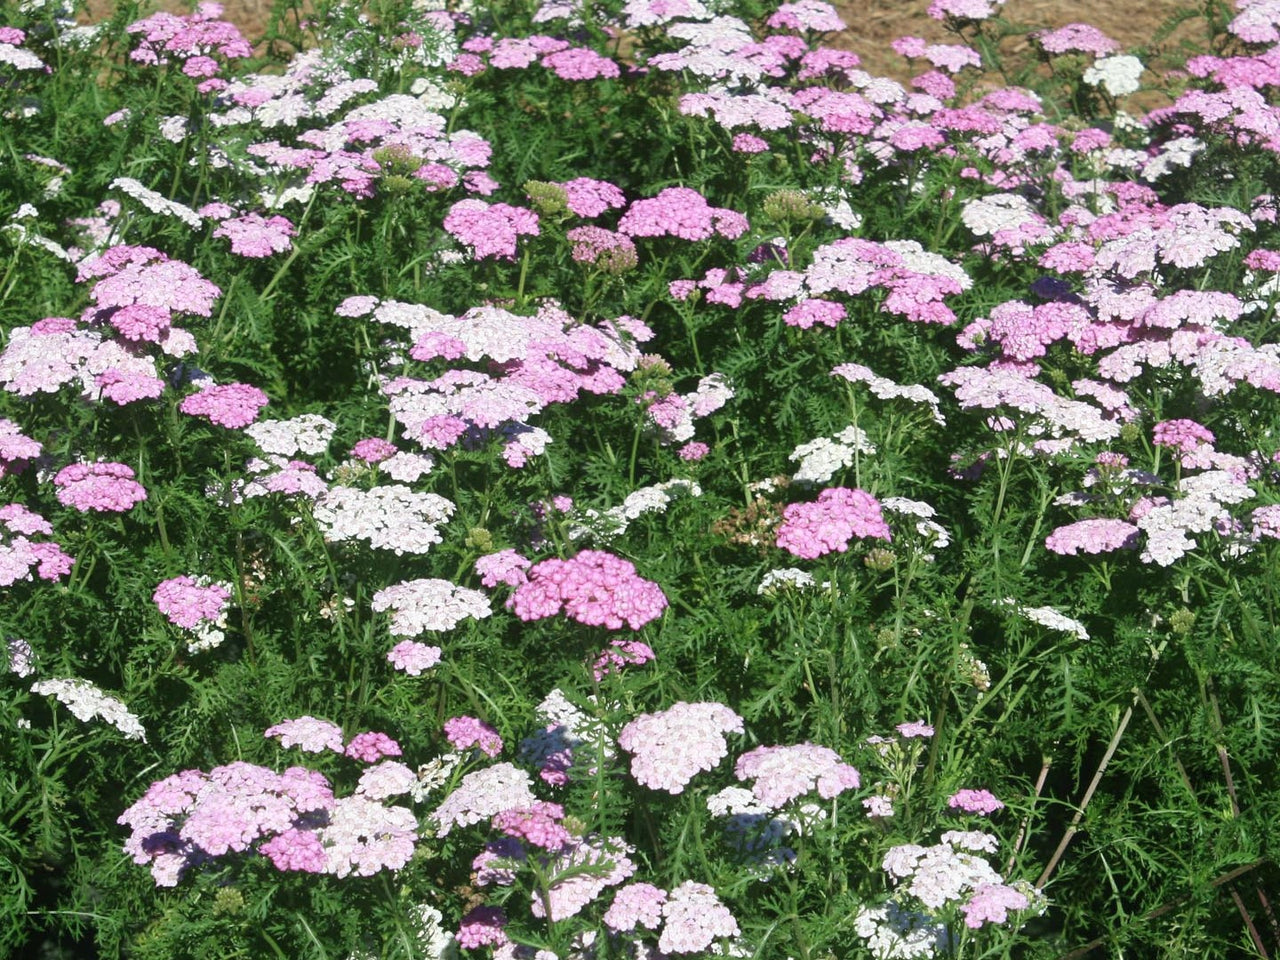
left=0, top=0, right=1277, bottom=955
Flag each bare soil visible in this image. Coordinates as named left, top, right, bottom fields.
left=84, top=0, right=1213, bottom=99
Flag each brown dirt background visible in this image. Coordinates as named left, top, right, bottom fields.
left=86, top=0, right=1211, bottom=91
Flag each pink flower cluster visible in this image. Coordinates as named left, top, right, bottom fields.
left=776, top=487, right=892, bottom=559
left=491, top=801, right=571, bottom=850
left=213, top=212, right=296, bottom=257
left=0, top=419, right=41, bottom=476
left=118, top=760, right=335, bottom=886
left=126, top=2, right=251, bottom=90
left=592, top=639, right=655, bottom=680
left=507, top=550, right=668, bottom=630
left=604, top=880, right=741, bottom=954
left=386, top=640, right=442, bottom=675
left=443, top=199, right=540, bottom=259
left=445, top=715, right=504, bottom=757
left=152, top=576, right=231, bottom=629
left=54, top=462, right=148, bottom=513
left=619, top=187, right=749, bottom=242
left=179, top=383, right=269, bottom=428
left=948, top=789, right=1005, bottom=815
left=619, top=701, right=744, bottom=793
left=0, top=505, right=73, bottom=586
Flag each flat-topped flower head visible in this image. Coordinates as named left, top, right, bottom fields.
left=179, top=383, right=269, bottom=429
left=508, top=550, right=667, bottom=630
left=54, top=462, right=147, bottom=513
left=264, top=716, right=344, bottom=753
left=776, top=487, right=892, bottom=559
left=619, top=701, right=743, bottom=793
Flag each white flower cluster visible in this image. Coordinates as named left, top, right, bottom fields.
left=832, top=363, right=947, bottom=425
left=1136, top=469, right=1255, bottom=565
left=30, top=677, right=146, bottom=741
left=961, top=193, right=1041, bottom=238
left=371, top=578, right=491, bottom=636
left=882, top=497, right=951, bottom=552
left=246, top=414, right=338, bottom=457
left=110, top=177, right=203, bottom=229
left=1082, top=55, right=1143, bottom=97
left=1002, top=599, right=1089, bottom=640
left=853, top=902, right=947, bottom=959
left=312, top=484, right=454, bottom=554
left=757, top=567, right=818, bottom=594
left=789, top=425, right=875, bottom=484
left=569, top=479, right=702, bottom=541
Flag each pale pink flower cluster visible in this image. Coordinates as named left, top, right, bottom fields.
left=387, top=640, right=442, bottom=675
left=431, top=762, right=538, bottom=837
left=1034, top=22, right=1120, bottom=56
left=372, top=578, right=491, bottom=635
left=507, top=550, right=668, bottom=629
left=604, top=882, right=668, bottom=932
left=733, top=743, right=861, bottom=808
left=530, top=835, right=636, bottom=920
left=152, top=575, right=231, bottom=630
left=118, top=760, right=331, bottom=885
left=54, top=461, right=148, bottom=513
left=766, top=0, right=846, bottom=32
left=0, top=419, right=41, bottom=475
left=1045, top=517, right=1140, bottom=555
left=618, top=701, right=744, bottom=793
left=475, top=549, right=532, bottom=588
left=948, top=788, right=1005, bottom=815
left=345, top=731, right=402, bottom=763
left=776, top=487, right=892, bottom=559
left=264, top=715, right=344, bottom=753
left=658, top=881, right=741, bottom=953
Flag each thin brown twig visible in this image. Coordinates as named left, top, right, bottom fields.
left=1036, top=702, right=1134, bottom=890
left=1006, top=754, right=1051, bottom=875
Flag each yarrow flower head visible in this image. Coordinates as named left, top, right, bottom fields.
left=179, top=382, right=269, bottom=428
left=444, top=716, right=504, bottom=757
left=32, top=678, right=146, bottom=741
left=387, top=640, right=442, bottom=675
left=948, top=789, right=1005, bottom=815
left=213, top=213, right=296, bottom=257
left=153, top=576, right=231, bottom=630
left=658, top=881, right=741, bottom=954
left=264, top=715, right=344, bottom=753
left=54, top=462, right=148, bottom=513
left=618, top=187, right=749, bottom=242
left=619, top=701, right=744, bottom=793
left=444, top=199, right=540, bottom=260
left=733, top=742, right=861, bottom=808
left=776, top=487, right=892, bottom=559
left=507, top=550, right=667, bottom=630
